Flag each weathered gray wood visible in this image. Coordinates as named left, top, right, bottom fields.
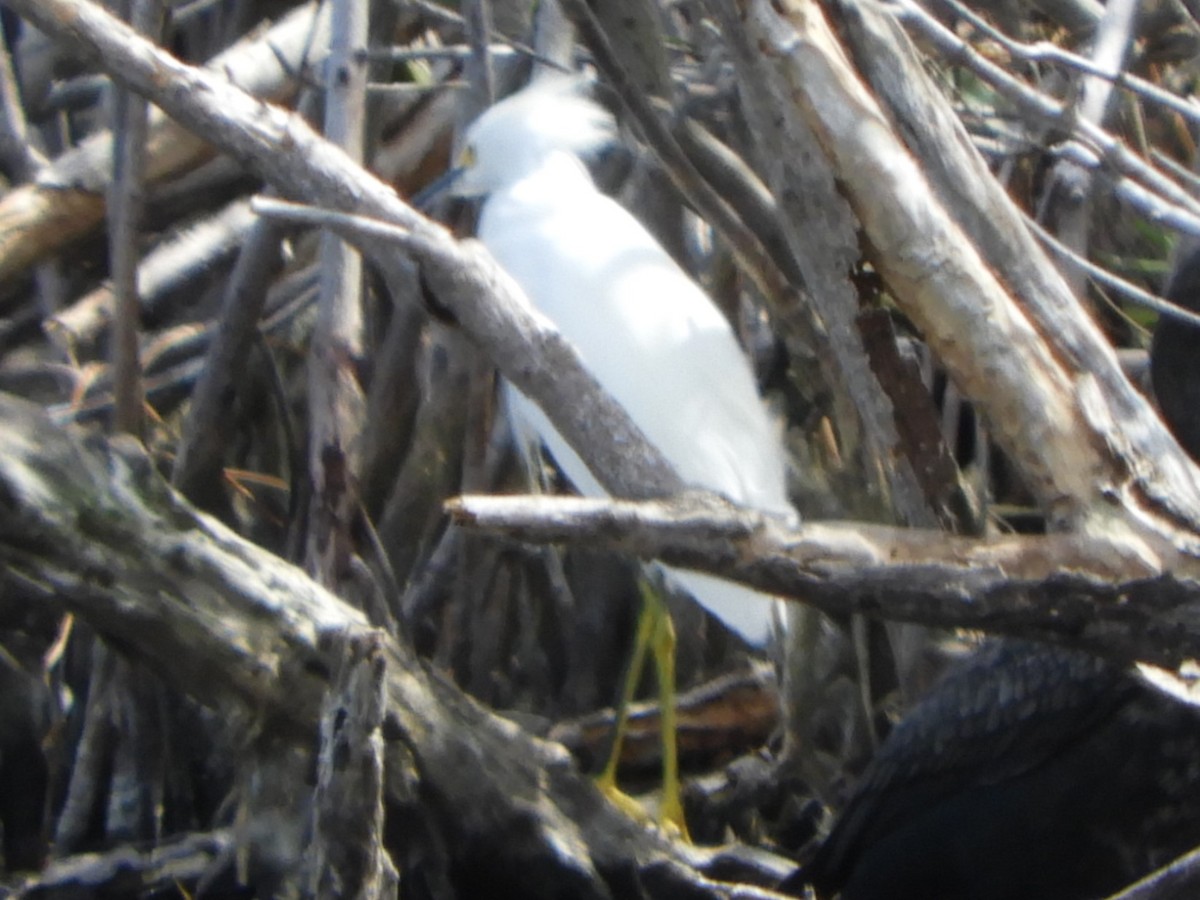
left=449, top=492, right=1200, bottom=675
left=0, top=394, right=791, bottom=897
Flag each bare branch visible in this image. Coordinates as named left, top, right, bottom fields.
left=448, top=492, right=1200, bottom=672
left=305, top=0, right=370, bottom=589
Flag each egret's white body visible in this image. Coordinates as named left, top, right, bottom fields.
left=456, top=80, right=793, bottom=645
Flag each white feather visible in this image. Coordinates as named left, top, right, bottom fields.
left=452, top=77, right=615, bottom=198
left=463, top=83, right=794, bottom=645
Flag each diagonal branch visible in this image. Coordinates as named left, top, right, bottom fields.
left=2, top=0, right=685, bottom=504
left=737, top=0, right=1200, bottom=543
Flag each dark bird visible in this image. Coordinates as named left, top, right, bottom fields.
left=1151, top=246, right=1200, bottom=462
left=784, top=642, right=1200, bottom=900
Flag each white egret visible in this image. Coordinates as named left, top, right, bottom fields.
left=450, top=77, right=795, bottom=832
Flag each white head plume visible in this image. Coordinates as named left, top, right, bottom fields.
left=451, top=77, right=616, bottom=196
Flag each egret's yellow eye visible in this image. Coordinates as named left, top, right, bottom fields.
left=458, top=144, right=477, bottom=168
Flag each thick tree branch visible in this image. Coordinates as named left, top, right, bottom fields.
left=448, top=492, right=1200, bottom=674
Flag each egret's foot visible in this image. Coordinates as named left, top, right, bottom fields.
left=594, top=578, right=691, bottom=841
left=595, top=771, right=651, bottom=825
left=595, top=771, right=690, bottom=842
left=657, top=781, right=690, bottom=843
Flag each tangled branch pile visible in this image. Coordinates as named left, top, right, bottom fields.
left=2, top=0, right=1200, bottom=897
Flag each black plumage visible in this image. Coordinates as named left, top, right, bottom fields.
left=780, top=241, right=1200, bottom=899
left=786, top=642, right=1200, bottom=900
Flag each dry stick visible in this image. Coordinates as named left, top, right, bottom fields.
left=446, top=492, right=1200, bottom=673
left=13, top=829, right=234, bottom=896
left=171, top=79, right=315, bottom=516
left=891, top=1, right=1200, bottom=241
left=307, top=630, right=397, bottom=898
left=131, top=94, right=447, bottom=524
left=1039, top=0, right=1139, bottom=300
left=0, top=11, right=72, bottom=319
left=108, top=0, right=164, bottom=439
left=53, top=636, right=118, bottom=851
left=357, top=269, right=425, bottom=521
left=98, top=0, right=163, bottom=849
left=52, top=196, right=260, bottom=352
left=169, top=202, right=290, bottom=511
left=890, top=1, right=1200, bottom=330
left=706, top=0, right=935, bottom=526
left=1024, top=212, right=1200, bottom=329
left=940, top=0, right=1200, bottom=128
left=302, top=1, right=386, bottom=888
left=463, top=0, right=495, bottom=104
left=305, top=0, right=371, bottom=591
left=449, top=0, right=501, bottom=715
left=670, top=118, right=798, bottom=292
left=0, top=15, right=45, bottom=181
left=48, top=263, right=319, bottom=427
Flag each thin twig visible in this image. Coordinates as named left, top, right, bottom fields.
left=108, top=0, right=166, bottom=439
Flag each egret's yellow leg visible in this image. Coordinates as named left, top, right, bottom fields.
left=648, top=584, right=686, bottom=837
left=595, top=582, right=654, bottom=820
left=596, top=579, right=689, bottom=840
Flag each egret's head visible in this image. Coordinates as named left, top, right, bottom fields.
left=449, top=78, right=616, bottom=197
